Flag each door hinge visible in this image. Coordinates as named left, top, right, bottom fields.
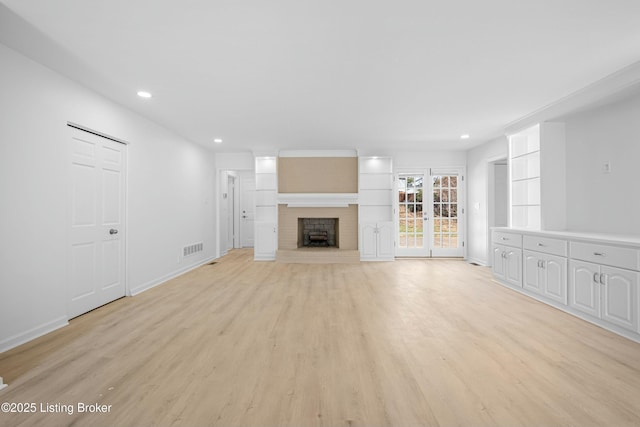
left=462, top=241, right=465, bottom=247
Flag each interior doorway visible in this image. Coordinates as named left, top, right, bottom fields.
left=218, top=169, right=255, bottom=256
left=487, top=157, right=509, bottom=265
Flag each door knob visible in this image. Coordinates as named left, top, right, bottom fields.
left=109, top=229, right=118, bottom=235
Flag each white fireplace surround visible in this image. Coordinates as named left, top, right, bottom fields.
left=277, top=193, right=359, bottom=208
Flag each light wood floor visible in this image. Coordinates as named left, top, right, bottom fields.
left=2, top=249, right=640, bottom=427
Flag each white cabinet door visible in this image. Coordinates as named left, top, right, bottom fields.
left=523, top=251, right=542, bottom=294
left=361, top=222, right=394, bottom=260
left=601, top=266, right=638, bottom=332
left=569, top=260, right=600, bottom=318
left=360, top=223, right=378, bottom=259
left=254, top=222, right=276, bottom=260
left=504, top=248, right=522, bottom=288
left=492, top=245, right=506, bottom=281
left=523, top=251, right=567, bottom=304
left=377, top=222, right=395, bottom=259
left=542, top=255, right=567, bottom=305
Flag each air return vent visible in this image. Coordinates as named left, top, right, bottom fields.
left=183, top=242, right=203, bottom=257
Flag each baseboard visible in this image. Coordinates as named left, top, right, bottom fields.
left=0, top=377, right=7, bottom=390
left=0, top=316, right=68, bottom=354
left=129, top=255, right=218, bottom=296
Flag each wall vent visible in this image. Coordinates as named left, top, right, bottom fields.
left=183, top=242, right=203, bottom=257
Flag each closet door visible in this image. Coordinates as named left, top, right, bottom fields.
left=69, top=127, right=126, bottom=318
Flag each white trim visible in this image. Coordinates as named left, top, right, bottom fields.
left=0, top=377, right=7, bottom=390
left=66, top=122, right=130, bottom=145
left=504, top=60, right=640, bottom=135
left=130, top=255, right=218, bottom=296
left=278, top=149, right=357, bottom=158
left=0, top=316, right=68, bottom=353
left=278, top=193, right=358, bottom=208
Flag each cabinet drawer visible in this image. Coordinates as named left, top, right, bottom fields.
left=492, top=231, right=522, bottom=248
left=523, top=235, right=567, bottom=257
left=570, top=241, right=639, bottom=271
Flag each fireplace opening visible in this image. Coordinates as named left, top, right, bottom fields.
left=298, top=218, right=339, bottom=248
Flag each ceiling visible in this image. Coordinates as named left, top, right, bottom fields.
left=2, top=0, right=640, bottom=152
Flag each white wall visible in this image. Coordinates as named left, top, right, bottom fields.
left=465, top=137, right=508, bottom=265
left=394, top=151, right=467, bottom=170
left=0, top=43, right=217, bottom=351
left=565, top=93, right=640, bottom=235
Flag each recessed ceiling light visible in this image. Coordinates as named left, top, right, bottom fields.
left=137, top=91, right=152, bottom=98
left=213, top=138, right=223, bottom=144
left=460, top=134, right=470, bottom=139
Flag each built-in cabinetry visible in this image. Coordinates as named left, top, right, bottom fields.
left=569, top=241, right=638, bottom=333
left=508, top=122, right=566, bottom=231
left=523, top=235, right=568, bottom=304
left=492, top=231, right=522, bottom=288
left=492, top=227, right=640, bottom=342
left=360, top=222, right=394, bottom=260
left=359, top=157, right=394, bottom=261
left=254, top=156, right=278, bottom=260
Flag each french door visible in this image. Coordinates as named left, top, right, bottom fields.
left=397, top=168, right=464, bottom=257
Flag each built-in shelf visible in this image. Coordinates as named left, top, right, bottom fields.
left=509, top=125, right=541, bottom=229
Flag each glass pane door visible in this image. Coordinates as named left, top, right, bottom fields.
left=396, top=169, right=464, bottom=258
left=396, top=174, right=429, bottom=256
left=430, top=170, right=463, bottom=257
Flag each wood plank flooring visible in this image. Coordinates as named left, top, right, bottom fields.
left=1, top=249, right=640, bottom=426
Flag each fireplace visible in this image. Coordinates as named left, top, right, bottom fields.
left=298, top=218, right=339, bottom=248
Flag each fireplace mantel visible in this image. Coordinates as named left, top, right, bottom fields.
left=277, top=193, right=358, bottom=208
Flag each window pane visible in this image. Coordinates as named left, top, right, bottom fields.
left=442, top=190, right=449, bottom=202
left=450, top=176, right=457, bottom=187
left=433, top=204, right=441, bottom=217
left=442, top=176, right=449, bottom=187
left=450, top=204, right=457, bottom=217
left=451, top=189, right=457, bottom=202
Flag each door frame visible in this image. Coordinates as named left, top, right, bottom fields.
left=395, top=166, right=466, bottom=258
left=238, top=171, right=255, bottom=248
left=215, top=167, right=255, bottom=257
left=66, top=122, right=130, bottom=316
left=487, top=155, right=508, bottom=267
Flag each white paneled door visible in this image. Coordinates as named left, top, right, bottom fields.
left=240, top=175, right=255, bottom=248
left=68, top=127, right=126, bottom=319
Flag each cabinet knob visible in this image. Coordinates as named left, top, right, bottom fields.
left=537, top=243, right=545, bottom=247
left=593, top=252, right=606, bottom=257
